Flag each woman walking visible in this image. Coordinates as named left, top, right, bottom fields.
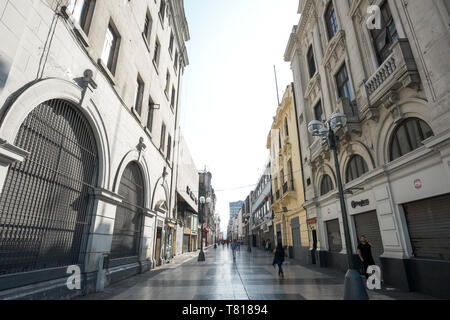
left=272, top=242, right=286, bottom=278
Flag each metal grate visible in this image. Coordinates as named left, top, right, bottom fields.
left=110, top=162, right=144, bottom=260
left=0, top=99, right=98, bottom=275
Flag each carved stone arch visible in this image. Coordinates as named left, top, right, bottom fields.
left=113, top=150, right=152, bottom=210
left=375, top=97, right=431, bottom=165
left=0, top=78, right=111, bottom=189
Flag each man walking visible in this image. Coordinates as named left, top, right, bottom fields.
left=357, top=235, right=376, bottom=279
left=231, top=240, right=238, bottom=262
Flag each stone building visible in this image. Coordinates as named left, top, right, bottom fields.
left=0, top=0, right=190, bottom=299
left=173, top=135, right=199, bottom=255
left=267, top=84, right=309, bottom=263
left=198, top=170, right=216, bottom=248
left=250, top=158, right=273, bottom=249
left=285, top=0, right=450, bottom=298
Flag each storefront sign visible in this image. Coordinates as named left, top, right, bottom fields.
left=307, top=218, right=317, bottom=225
left=351, top=199, right=370, bottom=208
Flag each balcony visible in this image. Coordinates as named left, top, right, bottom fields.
left=364, top=39, right=420, bottom=108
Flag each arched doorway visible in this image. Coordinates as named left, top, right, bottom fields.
left=110, top=162, right=144, bottom=260
left=0, top=99, right=98, bottom=275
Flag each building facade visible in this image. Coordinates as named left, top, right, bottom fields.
left=250, top=159, right=274, bottom=249
left=267, top=85, right=309, bottom=263
left=285, top=0, right=450, bottom=298
left=174, top=135, right=199, bottom=255
left=0, top=0, right=190, bottom=299
left=227, top=200, right=243, bottom=239
left=198, top=170, right=216, bottom=248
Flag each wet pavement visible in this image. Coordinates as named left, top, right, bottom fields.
left=78, top=245, right=435, bottom=300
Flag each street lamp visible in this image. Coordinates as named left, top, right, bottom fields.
left=308, top=112, right=369, bottom=300
left=198, top=195, right=211, bottom=262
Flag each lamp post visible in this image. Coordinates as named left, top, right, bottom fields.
left=198, top=195, right=211, bottom=262
left=308, top=112, right=369, bottom=300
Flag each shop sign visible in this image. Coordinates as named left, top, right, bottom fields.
left=351, top=199, right=370, bottom=209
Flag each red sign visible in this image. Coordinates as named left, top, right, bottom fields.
left=327, top=208, right=331, bottom=214
left=307, top=218, right=317, bottom=225
left=414, top=179, right=422, bottom=189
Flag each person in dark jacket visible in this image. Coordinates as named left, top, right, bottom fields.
left=357, top=235, right=375, bottom=279
left=272, top=241, right=285, bottom=278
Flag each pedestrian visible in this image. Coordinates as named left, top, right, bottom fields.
left=357, top=235, right=376, bottom=279
left=265, top=239, right=269, bottom=251
left=272, top=241, right=285, bottom=278
left=231, top=240, right=238, bottom=262
left=226, top=240, right=229, bottom=248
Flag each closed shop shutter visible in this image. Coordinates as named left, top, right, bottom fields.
left=326, top=219, right=342, bottom=252
left=354, top=211, right=384, bottom=266
left=183, top=235, right=190, bottom=253
left=403, top=194, right=450, bottom=260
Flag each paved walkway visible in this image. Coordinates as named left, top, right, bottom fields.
left=78, top=245, right=435, bottom=300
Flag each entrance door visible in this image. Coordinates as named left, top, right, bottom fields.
left=155, top=228, right=162, bottom=265
left=0, top=99, right=98, bottom=276
left=311, top=229, right=318, bottom=264
left=354, top=211, right=384, bottom=267
left=326, top=219, right=342, bottom=252
left=291, top=217, right=301, bottom=259
left=403, top=194, right=450, bottom=260
left=110, top=162, right=144, bottom=261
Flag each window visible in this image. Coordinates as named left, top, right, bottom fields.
left=160, top=123, right=166, bottom=152
left=165, top=71, right=171, bottom=97
left=170, top=86, right=176, bottom=109
left=174, top=50, right=179, bottom=73
left=134, top=76, right=144, bottom=115
left=67, top=0, right=95, bottom=34
left=314, top=101, right=324, bottom=121
left=325, top=1, right=338, bottom=40
left=284, top=117, right=289, bottom=137
left=346, top=155, right=369, bottom=183
left=370, top=1, right=398, bottom=65
left=159, top=0, right=166, bottom=22
left=147, top=98, right=155, bottom=132
left=143, top=11, right=153, bottom=43
left=390, top=118, right=434, bottom=161
left=167, top=135, right=172, bottom=161
left=153, top=39, right=161, bottom=67
left=169, top=32, right=174, bottom=55
left=335, top=64, right=353, bottom=102
left=101, top=23, right=120, bottom=74
left=288, top=159, right=294, bottom=191
left=307, top=45, right=316, bottom=78
left=320, top=175, right=334, bottom=196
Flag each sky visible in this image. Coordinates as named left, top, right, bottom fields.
left=180, top=0, right=300, bottom=236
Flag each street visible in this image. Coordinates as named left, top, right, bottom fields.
left=79, top=246, right=434, bottom=300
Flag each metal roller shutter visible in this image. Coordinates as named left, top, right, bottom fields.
left=326, top=219, right=342, bottom=252
left=403, top=194, right=450, bottom=260
left=291, top=217, right=301, bottom=258
left=354, top=211, right=384, bottom=266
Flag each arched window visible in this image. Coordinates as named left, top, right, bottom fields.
left=320, top=175, right=334, bottom=196
left=390, top=118, right=434, bottom=161
left=0, top=99, right=98, bottom=275
left=111, top=162, right=145, bottom=260
left=346, top=155, right=369, bottom=183
left=325, top=1, right=338, bottom=40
